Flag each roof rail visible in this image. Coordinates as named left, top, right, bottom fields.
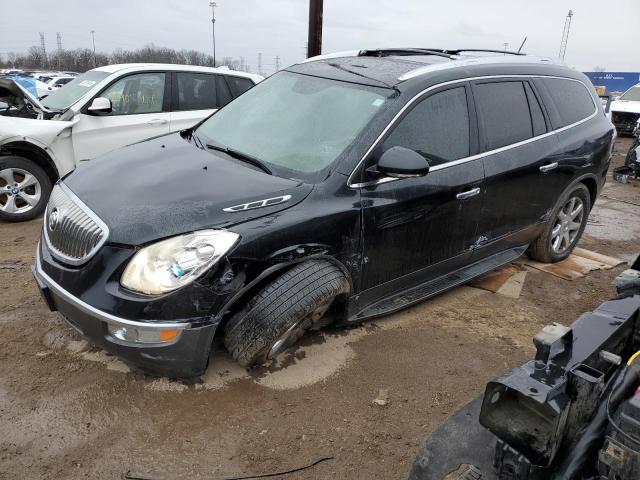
left=443, top=48, right=525, bottom=56
left=358, top=48, right=454, bottom=60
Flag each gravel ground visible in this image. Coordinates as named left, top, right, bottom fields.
left=0, top=137, right=638, bottom=480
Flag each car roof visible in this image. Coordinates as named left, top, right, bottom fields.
left=288, top=49, right=567, bottom=88
left=91, top=63, right=263, bottom=83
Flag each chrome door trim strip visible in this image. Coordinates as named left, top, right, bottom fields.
left=347, top=74, right=599, bottom=188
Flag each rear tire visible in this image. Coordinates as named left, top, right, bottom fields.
left=224, top=260, right=349, bottom=367
left=0, top=156, right=52, bottom=222
left=527, top=183, right=591, bottom=263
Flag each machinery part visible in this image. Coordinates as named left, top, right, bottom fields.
left=527, top=183, right=590, bottom=263
left=410, top=289, right=640, bottom=480
left=223, top=259, right=349, bottom=367
left=0, top=155, right=52, bottom=221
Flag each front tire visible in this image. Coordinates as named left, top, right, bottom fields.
left=224, top=260, right=349, bottom=367
left=527, top=183, right=591, bottom=263
left=0, top=156, right=52, bottom=222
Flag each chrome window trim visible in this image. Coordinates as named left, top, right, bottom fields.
left=347, top=74, right=599, bottom=189
left=43, top=182, right=110, bottom=266
left=35, top=243, right=191, bottom=330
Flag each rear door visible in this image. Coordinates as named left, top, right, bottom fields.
left=169, top=72, right=234, bottom=131
left=359, top=84, right=484, bottom=297
left=72, top=72, right=170, bottom=161
left=471, top=78, right=559, bottom=259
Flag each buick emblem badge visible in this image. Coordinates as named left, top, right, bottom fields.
left=49, top=208, right=60, bottom=231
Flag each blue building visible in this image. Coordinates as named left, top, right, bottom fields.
left=583, top=72, right=640, bottom=94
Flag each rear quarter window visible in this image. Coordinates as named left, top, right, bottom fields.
left=540, top=78, right=595, bottom=128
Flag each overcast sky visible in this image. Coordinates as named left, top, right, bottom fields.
left=2, top=0, right=639, bottom=74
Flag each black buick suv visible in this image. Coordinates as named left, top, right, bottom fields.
left=32, top=49, right=616, bottom=378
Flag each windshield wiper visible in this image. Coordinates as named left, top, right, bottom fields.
left=206, top=143, right=272, bottom=175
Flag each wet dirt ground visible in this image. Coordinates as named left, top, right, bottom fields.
left=1, top=137, right=639, bottom=480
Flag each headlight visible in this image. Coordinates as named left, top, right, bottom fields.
left=121, top=229, right=239, bottom=295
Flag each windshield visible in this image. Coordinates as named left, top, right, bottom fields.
left=42, top=70, right=110, bottom=110
left=195, top=71, right=391, bottom=181
left=620, top=86, right=640, bottom=102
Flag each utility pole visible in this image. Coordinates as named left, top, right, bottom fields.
left=307, top=0, right=323, bottom=58
left=209, top=1, right=217, bottom=67
left=39, top=32, right=47, bottom=68
left=558, top=10, right=573, bottom=61
left=274, top=55, right=280, bottom=72
left=90, top=30, right=96, bottom=67
left=257, top=52, right=263, bottom=76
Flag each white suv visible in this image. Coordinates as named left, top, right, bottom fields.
left=0, top=63, right=263, bottom=221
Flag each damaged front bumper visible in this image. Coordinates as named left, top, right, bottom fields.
left=32, top=246, right=218, bottom=378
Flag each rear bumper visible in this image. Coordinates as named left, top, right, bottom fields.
left=32, top=248, right=216, bottom=379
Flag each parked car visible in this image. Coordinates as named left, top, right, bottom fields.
left=38, top=75, right=75, bottom=98
left=610, top=83, right=640, bottom=134
left=0, top=63, right=263, bottom=221
left=32, top=49, right=615, bottom=378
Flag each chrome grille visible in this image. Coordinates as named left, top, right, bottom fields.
left=44, top=183, right=109, bottom=266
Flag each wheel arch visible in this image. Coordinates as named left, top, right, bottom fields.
left=0, top=140, right=60, bottom=184
left=214, top=253, right=353, bottom=340
left=577, top=175, right=598, bottom=208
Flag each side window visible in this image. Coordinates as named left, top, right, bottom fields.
left=216, top=76, right=233, bottom=107
left=100, top=72, right=165, bottom=115
left=383, top=86, right=470, bottom=166
left=474, top=81, right=532, bottom=151
left=177, top=72, right=217, bottom=111
left=524, top=82, right=547, bottom=136
left=541, top=78, right=595, bottom=128
left=227, top=76, right=255, bottom=97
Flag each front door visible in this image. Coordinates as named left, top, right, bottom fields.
left=72, top=72, right=170, bottom=161
left=358, top=84, right=484, bottom=300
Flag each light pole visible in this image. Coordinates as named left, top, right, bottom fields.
left=209, top=2, right=217, bottom=67
left=90, top=30, right=96, bottom=66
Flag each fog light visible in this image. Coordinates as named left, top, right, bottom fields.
left=108, top=325, right=182, bottom=344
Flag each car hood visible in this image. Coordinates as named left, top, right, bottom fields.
left=0, top=78, right=47, bottom=115
left=63, top=132, right=313, bottom=245
left=611, top=100, right=640, bottom=114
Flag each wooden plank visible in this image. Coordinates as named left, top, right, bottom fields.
left=573, top=248, right=624, bottom=268
left=469, top=264, right=525, bottom=293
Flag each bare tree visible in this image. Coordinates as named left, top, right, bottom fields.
left=0, top=44, right=255, bottom=73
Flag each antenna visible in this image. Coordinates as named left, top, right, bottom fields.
left=275, top=55, right=281, bottom=72
left=56, top=32, right=62, bottom=51
left=559, top=10, right=573, bottom=61
left=258, top=52, right=263, bottom=76
left=517, top=36, right=527, bottom=54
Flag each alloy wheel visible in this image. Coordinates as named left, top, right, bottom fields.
left=267, top=299, right=333, bottom=359
left=550, top=196, right=584, bottom=255
left=0, top=167, right=42, bottom=215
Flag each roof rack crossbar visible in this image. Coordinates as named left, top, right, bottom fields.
left=358, top=48, right=454, bottom=60
left=444, top=48, right=525, bottom=56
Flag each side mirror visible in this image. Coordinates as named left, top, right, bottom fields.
left=87, top=97, right=112, bottom=114
left=376, top=146, right=430, bottom=178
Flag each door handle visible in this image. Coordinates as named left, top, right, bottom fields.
left=147, top=118, right=168, bottom=126
left=539, top=162, right=559, bottom=173
left=456, top=187, right=481, bottom=200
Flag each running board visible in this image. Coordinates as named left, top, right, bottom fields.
left=352, top=246, right=527, bottom=321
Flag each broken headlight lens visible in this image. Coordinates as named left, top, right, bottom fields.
left=121, top=230, right=239, bottom=295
